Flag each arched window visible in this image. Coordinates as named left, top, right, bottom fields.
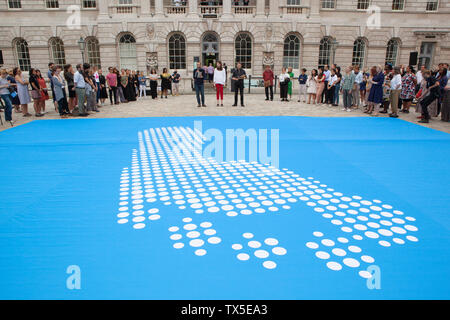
left=14, top=38, right=31, bottom=72
left=318, top=37, right=332, bottom=67
left=283, top=34, right=300, bottom=69
left=352, top=38, right=366, bottom=68
left=385, top=39, right=399, bottom=66
left=235, top=33, right=252, bottom=69
left=86, top=37, right=101, bottom=68
left=49, top=37, right=66, bottom=65
left=118, top=34, right=137, bottom=70
left=168, top=33, right=186, bottom=70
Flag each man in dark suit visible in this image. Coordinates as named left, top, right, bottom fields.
left=232, top=62, right=246, bottom=107
left=193, top=62, right=207, bottom=107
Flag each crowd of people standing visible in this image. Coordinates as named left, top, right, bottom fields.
left=1, top=60, right=449, bottom=126
left=260, top=62, right=449, bottom=123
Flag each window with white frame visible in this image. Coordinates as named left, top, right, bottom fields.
left=283, top=34, right=300, bottom=69
left=118, top=34, right=137, bottom=70
left=287, top=0, right=301, bottom=5
left=8, top=0, right=21, bottom=8
left=168, top=33, right=186, bottom=70
left=46, top=0, right=59, bottom=8
left=14, top=38, right=31, bottom=72
left=49, top=37, right=66, bottom=65
left=357, top=0, right=370, bottom=10
left=321, top=0, right=335, bottom=9
left=86, top=37, right=101, bottom=69
left=82, top=0, right=97, bottom=8
left=352, top=38, right=366, bottom=68
left=235, top=33, right=252, bottom=69
left=426, top=0, right=439, bottom=11
left=392, top=0, right=405, bottom=11
left=318, top=37, right=332, bottom=67
left=385, top=39, right=399, bottom=66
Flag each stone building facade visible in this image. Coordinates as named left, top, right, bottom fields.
left=0, top=0, right=449, bottom=88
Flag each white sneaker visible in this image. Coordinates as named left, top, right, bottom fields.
left=341, top=108, right=346, bottom=111
left=346, top=109, right=352, bottom=112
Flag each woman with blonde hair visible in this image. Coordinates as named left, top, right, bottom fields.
left=366, top=66, right=385, bottom=116
left=13, top=67, right=32, bottom=117
left=315, top=68, right=325, bottom=104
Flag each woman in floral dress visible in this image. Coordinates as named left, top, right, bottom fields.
left=400, top=65, right=417, bottom=113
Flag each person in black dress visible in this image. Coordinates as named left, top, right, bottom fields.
left=98, top=68, right=108, bottom=105
left=149, top=68, right=158, bottom=99
left=125, top=69, right=136, bottom=102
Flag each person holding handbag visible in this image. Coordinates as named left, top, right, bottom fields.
left=263, top=65, right=274, bottom=101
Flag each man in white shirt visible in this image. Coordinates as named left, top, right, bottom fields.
left=327, top=69, right=338, bottom=105
left=416, top=65, right=425, bottom=93
left=93, top=66, right=101, bottom=104
left=389, top=66, right=402, bottom=118
left=352, top=65, right=363, bottom=108
left=322, top=65, right=331, bottom=103
left=74, top=63, right=88, bottom=116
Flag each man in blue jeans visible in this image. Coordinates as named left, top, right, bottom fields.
left=193, top=62, right=206, bottom=108
left=0, top=69, right=15, bottom=126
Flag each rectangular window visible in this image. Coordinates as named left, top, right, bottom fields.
left=82, top=0, right=97, bottom=8
left=8, top=0, right=21, bottom=9
left=321, top=0, right=335, bottom=9
left=426, top=0, right=439, bottom=11
left=46, top=0, right=59, bottom=8
left=357, top=0, right=371, bottom=10
left=287, top=0, right=301, bottom=5
left=392, top=0, right=405, bottom=11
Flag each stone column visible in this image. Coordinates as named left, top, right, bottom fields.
left=222, top=0, right=232, bottom=17
left=141, top=0, right=151, bottom=15
left=188, top=0, right=198, bottom=16
left=309, top=0, right=320, bottom=16
left=98, top=0, right=108, bottom=15
left=155, top=0, right=164, bottom=16
left=256, top=0, right=265, bottom=16
left=269, top=0, right=279, bottom=16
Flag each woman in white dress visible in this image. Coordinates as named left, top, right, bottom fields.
left=307, top=69, right=318, bottom=104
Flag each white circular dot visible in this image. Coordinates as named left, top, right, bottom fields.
left=361, top=255, right=375, bottom=263
left=184, top=223, right=197, bottom=231
left=263, top=261, right=277, bottom=269
left=326, top=261, right=342, bottom=271
left=187, top=231, right=200, bottom=238
left=232, top=244, right=243, bottom=250
left=359, top=271, right=372, bottom=279
left=379, top=240, right=391, bottom=247
left=248, top=241, right=262, bottom=248
left=264, top=238, right=279, bottom=246
left=254, top=250, right=270, bottom=259
left=189, top=239, right=204, bottom=247
left=195, top=249, right=207, bottom=256
left=321, top=239, right=335, bottom=247
left=332, top=248, right=346, bottom=256
left=208, top=237, right=222, bottom=244
left=343, top=258, right=360, bottom=268
left=272, top=247, right=287, bottom=255
left=243, top=233, right=254, bottom=239
left=306, top=242, right=319, bottom=249
left=316, top=251, right=330, bottom=259
left=173, top=242, right=184, bottom=249
left=237, top=253, right=250, bottom=261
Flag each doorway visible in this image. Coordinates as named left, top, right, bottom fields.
left=201, top=33, right=219, bottom=67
